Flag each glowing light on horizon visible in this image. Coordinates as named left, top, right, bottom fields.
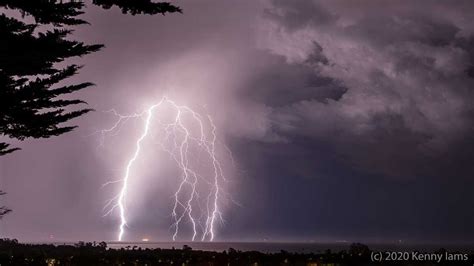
left=98, top=97, right=229, bottom=242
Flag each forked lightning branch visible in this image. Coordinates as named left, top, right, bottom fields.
left=95, top=97, right=229, bottom=241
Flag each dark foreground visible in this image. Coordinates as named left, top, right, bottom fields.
left=0, top=239, right=473, bottom=265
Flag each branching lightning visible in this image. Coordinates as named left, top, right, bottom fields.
left=96, top=97, right=229, bottom=242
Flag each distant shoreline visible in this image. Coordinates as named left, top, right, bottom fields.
left=2, top=239, right=474, bottom=265
left=20, top=241, right=474, bottom=253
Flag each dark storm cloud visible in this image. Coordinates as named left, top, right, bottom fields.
left=256, top=0, right=474, bottom=178
left=262, top=0, right=335, bottom=30
left=221, top=0, right=474, bottom=241
left=2, top=0, right=474, bottom=243
left=238, top=51, right=345, bottom=108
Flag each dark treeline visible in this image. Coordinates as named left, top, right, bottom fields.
left=0, top=239, right=472, bottom=266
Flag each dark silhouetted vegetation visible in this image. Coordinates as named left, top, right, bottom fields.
left=0, top=0, right=181, bottom=156
left=0, top=191, right=11, bottom=218
left=92, top=0, right=181, bottom=15
left=0, top=0, right=181, bottom=219
left=0, top=239, right=472, bottom=265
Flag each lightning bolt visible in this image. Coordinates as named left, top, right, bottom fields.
left=97, top=97, right=229, bottom=241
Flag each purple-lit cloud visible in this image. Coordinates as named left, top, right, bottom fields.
left=1, top=0, right=474, bottom=243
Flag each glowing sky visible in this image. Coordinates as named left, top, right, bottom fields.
left=1, top=0, right=474, bottom=243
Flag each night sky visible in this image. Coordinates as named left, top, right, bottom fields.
left=1, top=0, right=474, bottom=243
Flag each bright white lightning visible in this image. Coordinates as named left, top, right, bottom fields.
left=97, top=97, right=229, bottom=242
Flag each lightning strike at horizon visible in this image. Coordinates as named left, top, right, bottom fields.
left=97, top=97, right=229, bottom=242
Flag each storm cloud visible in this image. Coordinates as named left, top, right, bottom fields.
left=1, top=0, right=474, bottom=243
left=256, top=0, right=474, bottom=178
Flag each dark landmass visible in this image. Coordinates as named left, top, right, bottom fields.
left=0, top=239, right=472, bottom=265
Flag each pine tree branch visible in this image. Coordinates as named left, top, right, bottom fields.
left=92, top=0, right=182, bottom=15
left=0, top=0, right=88, bottom=25
left=0, top=191, right=11, bottom=218
left=0, top=143, right=20, bottom=156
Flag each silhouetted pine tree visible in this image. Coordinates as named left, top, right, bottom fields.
left=0, top=12, right=102, bottom=155
left=93, top=0, right=182, bottom=15
left=0, top=0, right=180, bottom=155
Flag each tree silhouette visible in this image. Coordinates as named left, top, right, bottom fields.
left=0, top=191, right=11, bottom=219
left=0, top=12, right=102, bottom=155
left=0, top=0, right=181, bottom=156
left=0, top=1, right=180, bottom=219
left=92, top=0, right=181, bottom=15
